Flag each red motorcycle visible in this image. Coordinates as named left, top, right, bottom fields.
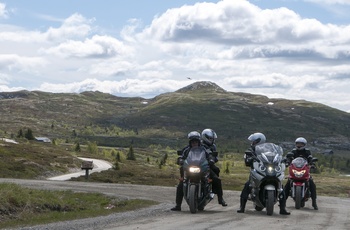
left=286, top=156, right=317, bottom=209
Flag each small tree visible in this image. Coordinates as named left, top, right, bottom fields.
left=52, top=138, right=57, bottom=145
left=75, top=142, right=81, bottom=152
left=127, top=145, right=136, bottom=160
left=24, top=128, right=35, bottom=140
left=87, top=141, right=98, bottom=155
left=17, top=129, right=23, bottom=138
left=113, top=160, right=120, bottom=170
left=116, top=152, right=121, bottom=162
left=224, top=161, right=230, bottom=174
left=160, top=153, right=168, bottom=166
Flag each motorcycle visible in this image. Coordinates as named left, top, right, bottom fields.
left=180, top=146, right=214, bottom=213
left=249, top=143, right=286, bottom=216
left=286, top=155, right=318, bottom=209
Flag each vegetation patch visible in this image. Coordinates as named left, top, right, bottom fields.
left=0, top=183, right=157, bottom=229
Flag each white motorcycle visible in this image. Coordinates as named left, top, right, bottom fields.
left=249, top=143, right=286, bottom=215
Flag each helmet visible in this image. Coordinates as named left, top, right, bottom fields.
left=188, top=131, right=201, bottom=145
left=295, top=137, right=307, bottom=150
left=248, top=132, right=266, bottom=146
left=201, top=129, right=217, bottom=145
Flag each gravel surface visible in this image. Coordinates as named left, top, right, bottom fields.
left=1, top=178, right=349, bottom=230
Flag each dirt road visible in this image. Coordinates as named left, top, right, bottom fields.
left=0, top=178, right=349, bottom=230
left=47, top=157, right=112, bottom=181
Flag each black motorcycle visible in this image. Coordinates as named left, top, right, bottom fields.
left=181, top=146, right=214, bottom=213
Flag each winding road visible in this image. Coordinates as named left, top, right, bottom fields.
left=47, top=157, right=113, bottom=181
left=0, top=158, right=349, bottom=229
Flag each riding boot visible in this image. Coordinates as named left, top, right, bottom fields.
left=237, top=198, right=247, bottom=213
left=312, top=199, right=318, bottom=210
left=279, top=199, right=290, bottom=215
left=218, top=196, right=227, bottom=206
left=171, top=181, right=183, bottom=211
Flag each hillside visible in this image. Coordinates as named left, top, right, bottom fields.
left=0, top=81, right=350, bottom=153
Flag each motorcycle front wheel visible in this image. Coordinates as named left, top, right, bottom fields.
left=295, top=186, right=302, bottom=209
left=266, top=190, right=275, bottom=216
left=189, top=184, right=198, bottom=214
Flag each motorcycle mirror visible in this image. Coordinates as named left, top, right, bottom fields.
left=211, top=151, right=218, bottom=157
left=312, top=158, right=318, bottom=162
left=177, top=150, right=183, bottom=155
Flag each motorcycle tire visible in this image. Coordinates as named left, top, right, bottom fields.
left=266, top=190, right=274, bottom=216
left=295, top=186, right=302, bottom=209
left=189, top=184, right=198, bottom=214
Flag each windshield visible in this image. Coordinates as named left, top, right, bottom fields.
left=292, top=157, right=308, bottom=168
left=254, top=143, right=283, bottom=164
left=184, top=146, right=209, bottom=170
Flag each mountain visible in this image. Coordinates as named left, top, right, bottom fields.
left=0, top=82, right=349, bottom=152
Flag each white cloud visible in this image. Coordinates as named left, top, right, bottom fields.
left=43, top=35, right=133, bottom=58
left=0, top=2, right=8, bottom=18
left=37, top=78, right=188, bottom=98
left=1, top=0, right=350, bottom=112
left=43, top=13, right=93, bottom=42
left=0, top=54, right=47, bottom=72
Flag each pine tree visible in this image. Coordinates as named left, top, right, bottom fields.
left=75, top=142, right=81, bottom=152
left=127, top=145, right=136, bottom=160
left=24, top=128, right=34, bottom=140
left=224, top=161, right=230, bottom=174
left=17, top=129, right=23, bottom=138
left=113, top=160, right=120, bottom=170
left=116, top=152, right=121, bottom=162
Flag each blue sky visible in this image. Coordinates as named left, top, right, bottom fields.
left=1, top=0, right=350, bottom=112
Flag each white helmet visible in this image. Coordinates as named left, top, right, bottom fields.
left=248, top=132, right=266, bottom=146
left=295, top=137, right=307, bottom=150
left=201, top=129, right=217, bottom=145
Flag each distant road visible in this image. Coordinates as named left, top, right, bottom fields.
left=47, top=157, right=113, bottom=181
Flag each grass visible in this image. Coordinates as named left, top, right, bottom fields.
left=1, top=85, right=350, bottom=228
left=0, top=183, right=157, bottom=229
left=71, top=147, right=350, bottom=198
left=0, top=139, right=349, bottom=229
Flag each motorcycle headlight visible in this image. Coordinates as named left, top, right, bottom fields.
left=292, top=169, right=306, bottom=178
left=189, top=167, right=201, bottom=173
left=267, top=166, right=274, bottom=174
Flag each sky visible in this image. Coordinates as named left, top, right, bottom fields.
left=1, top=0, right=350, bottom=113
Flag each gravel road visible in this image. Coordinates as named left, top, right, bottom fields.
left=47, top=158, right=113, bottom=181
left=0, top=178, right=349, bottom=230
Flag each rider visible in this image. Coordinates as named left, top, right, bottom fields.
left=284, top=137, right=318, bottom=210
left=171, top=131, right=201, bottom=211
left=201, top=128, right=227, bottom=207
left=237, top=132, right=290, bottom=215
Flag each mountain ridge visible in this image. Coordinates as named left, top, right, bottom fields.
left=0, top=81, right=349, bottom=152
